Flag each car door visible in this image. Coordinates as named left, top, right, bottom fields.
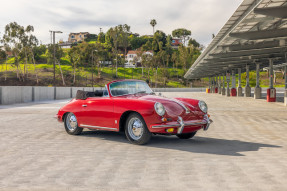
left=79, top=97, right=115, bottom=130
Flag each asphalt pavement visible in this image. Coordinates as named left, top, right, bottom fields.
left=0, top=92, right=287, bottom=191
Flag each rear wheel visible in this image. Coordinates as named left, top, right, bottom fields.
left=64, top=112, right=83, bottom=135
left=125, top=113, right=151, bottom=145
left=176, top=131, right=197, bottom=139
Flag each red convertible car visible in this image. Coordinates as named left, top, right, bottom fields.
left=56, top=80, right=212, bottom=145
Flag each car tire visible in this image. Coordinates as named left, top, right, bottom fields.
left=125, top=113, right=151, bottom=145
left=176, top=131, right=197, bottom=139
left=64, top=112, right=83, bottom=135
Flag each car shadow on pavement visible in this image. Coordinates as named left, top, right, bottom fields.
left=81, top=131, right=281, bottom=156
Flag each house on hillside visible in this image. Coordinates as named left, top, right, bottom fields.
left=68, top=32, right=89, bottom=43
left=125, top=50, right=153, bottom=67
left=171, top=38, right=182, bottom=49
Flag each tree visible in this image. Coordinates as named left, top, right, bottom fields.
left=0, top=42, right=10, bottom=81
left=2, top=22, right=25, bottom=81
left=141, top=53, right=153, bottom=79
left=0, top=49, right=6, bottom=80
left=107, top=25, right=122, bottom=77
left=152, top=30, right=166, bottom=52
left=0, top=49, right=5, bottom=61
left=69, top=46, right=81, bottom=85
left=171, top=51, right=179, bottom=78
left=120, top=24, right=131, bottom=56
left=142, top=40, right=152, bottom=51
left=188, top=38, right=200, bottom=48
left=178, top=45, right=193, bottom=71
left=33, top=45, right=47, bottom=63
left=150, top=19, right=157, bottom=35
left=130, top=35, right=150, bottom=50
left=97, top=32, right=105, bottom=43
left=172, top=28, right=191, bottom=46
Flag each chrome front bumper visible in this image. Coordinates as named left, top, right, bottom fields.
left=151, top=114, right=213, bottom=134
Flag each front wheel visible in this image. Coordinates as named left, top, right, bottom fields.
left=64, top=112, right=83, bottom=135
left=176, top=131, right=197, bottom=139
left=125, top=113, right=152, bottom=145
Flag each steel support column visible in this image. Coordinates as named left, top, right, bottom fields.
left=237, top=68, right=243, bottom=96
left=226, top=71, right=230, bottom=97
left=207, top=77, right=211, bottom=93
left=210, top=77, right=213, bottom=93
left=215, top=76, right=218, bottom=93
left=254, top=63, right=262, bottom=99
left=212, top=77, right=215, bottom=93
left=267, top=59, right=276, bottom=102
left=218, top=76, right=222, bottom=94
left=222, top=74, right=226, bottom=96
left=231, top=70, right=237, bottom=96
left=245, top=65, right=251, bottom=97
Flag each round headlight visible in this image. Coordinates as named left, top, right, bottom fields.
left=198, top=101, right=208, bottom=113
left=154, top=102, right=166, bottom=116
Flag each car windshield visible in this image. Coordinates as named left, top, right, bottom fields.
left=109, top=81, right=153, bottom=96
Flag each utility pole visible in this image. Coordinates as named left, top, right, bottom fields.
left=49, top=30, right=63, bottom=85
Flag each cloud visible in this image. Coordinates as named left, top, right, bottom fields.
left=0, top=0, right=243, bottom=46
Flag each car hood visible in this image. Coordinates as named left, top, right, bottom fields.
left=125, top=94, right=198, bottom=118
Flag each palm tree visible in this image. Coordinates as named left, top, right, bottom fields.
left=150, top=19, right=157, bottom=35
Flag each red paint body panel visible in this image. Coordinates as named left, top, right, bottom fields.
left=80, top=97, right=114, bottom=128
left=56, top=80, right=210, bottom=134
left=215, top=88, right=218, bottom=93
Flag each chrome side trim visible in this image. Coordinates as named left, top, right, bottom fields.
left=152, top=124, right=181, bottom=128
left=80, top=124, right=117, bottom=131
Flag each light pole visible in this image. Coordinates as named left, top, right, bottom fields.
left=50, top=30, right=63, bottom=85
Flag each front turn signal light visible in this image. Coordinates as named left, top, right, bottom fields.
left=162, top=117, right=167, bottom=122
left=166, top=128, right=174, bottom=133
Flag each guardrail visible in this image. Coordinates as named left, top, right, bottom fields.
left=0, top=86, right=206, bottom=105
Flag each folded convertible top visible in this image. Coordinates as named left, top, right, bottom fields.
left=75, top=90, right=103, bottom=100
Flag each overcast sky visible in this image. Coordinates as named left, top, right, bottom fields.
left=0, top=0, right=242, bottom=46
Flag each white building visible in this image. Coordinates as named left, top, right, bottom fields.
left=125, top=50, right=153, bottom=67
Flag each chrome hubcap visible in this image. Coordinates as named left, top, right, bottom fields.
left=128, top=117, right=143, bottom=140
left=66, top=113, right=77, bottom=131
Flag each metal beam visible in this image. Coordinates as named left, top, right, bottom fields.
left=217, top=40, right=283, bottom=51
left=254, top=6, right=287, bottom=18
left=229, top=28, right=287, bottom=40
left=242, top=16, right=274, bottom=23
left=210, top=47, right=287, bottom=58
left=204, top=53, right=284, bottom=63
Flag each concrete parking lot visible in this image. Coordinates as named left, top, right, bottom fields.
left=0, top=92, right=287, bottom=191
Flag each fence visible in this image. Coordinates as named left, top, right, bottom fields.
left=0, top=86, right=206, bottom=105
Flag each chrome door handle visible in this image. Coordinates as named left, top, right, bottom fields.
left=82, top=105, right=87, bottom=107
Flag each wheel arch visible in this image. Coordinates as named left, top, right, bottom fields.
left=119, top=110, right=143, bottom=132
left=62, top=112, right=69, bottom=122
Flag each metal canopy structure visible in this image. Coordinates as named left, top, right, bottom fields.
left=184, top=0, right=287, bottom=79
